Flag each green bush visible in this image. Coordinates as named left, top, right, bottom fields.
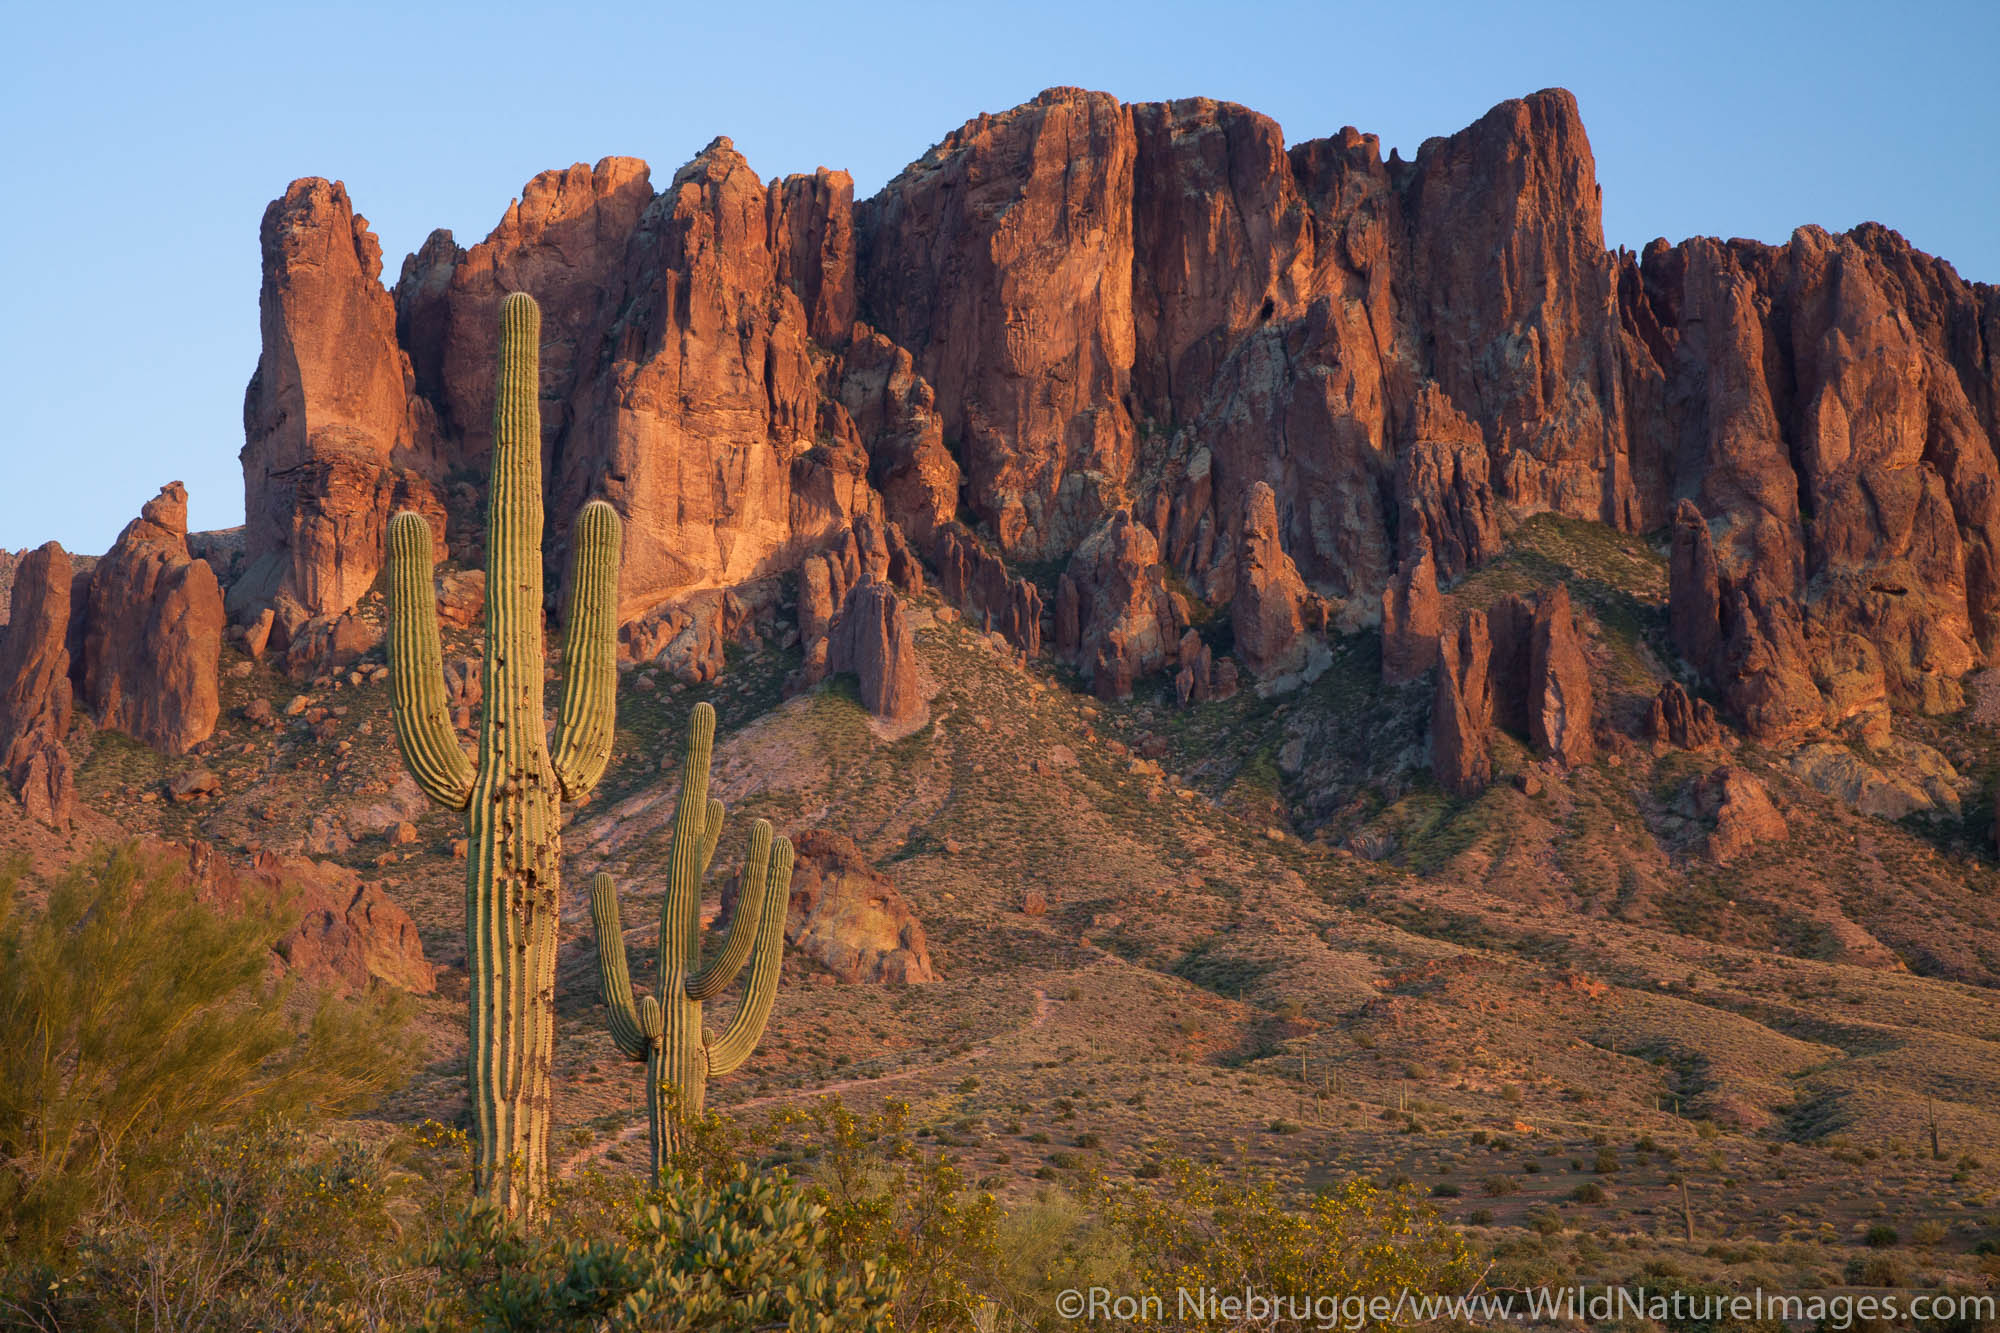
left=1104, top=1159, right=1474, bottom=1317
left=0, top=845, right=413, bottom=1256
left=418, top=1163, right=898, bottom=1332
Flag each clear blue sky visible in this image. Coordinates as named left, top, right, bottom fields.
left=5, top=0, right=1995, bottom=555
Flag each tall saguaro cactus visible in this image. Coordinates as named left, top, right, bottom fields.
left=386, top=291, right=622, bottom=1216
left=590, top=701, right=792, bottom=1178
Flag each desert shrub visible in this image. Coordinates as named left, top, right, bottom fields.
left=1571, top=1181, right=1607, bottom=1204
left=0, top=845, right=413, bottom=1256
left=772, top=1099, right=1001, bottom=1332
left=1102, top=1160, right=1474, bottom=1322
left=4, top=1118, right=418, bottom=1331
left=1482, top=1175, right=1520, bottom=1197
left=417, top=1163, right=898, bottom=1332
left=1864, top=1223, right=1900, bottom=1248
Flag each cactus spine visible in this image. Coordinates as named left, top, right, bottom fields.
left=386, top=291, right=622, bottom=1216
left=591, top=701, right=791, bottom=1178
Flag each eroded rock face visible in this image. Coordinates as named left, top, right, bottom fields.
left=556, top=139, right=874, bottom=622
left=0, top=543, right=76, bottom=827
left=725, top=830, right=936, bottom=983
left=859, top=88, right=1138, bottom=560
left=226, top=85, right=2000, bottom=723
left=1648, top=680, right=1721, bottom=751
left=76, top=484, right=224, bottom=756
left=240, top=178, right=440, bottom=633
left=934, top=523, right=1042, bottom=653
left=1527, top=584, right=1593, bottom=766
left=1058, top=510, right=1180, bottom=698
left=1428, top=584, right=1597, bottom=791
left=835, top=326, right=960, bottom=551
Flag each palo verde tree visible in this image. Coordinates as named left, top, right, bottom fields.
left=385, top=291, right=621, bottom=1216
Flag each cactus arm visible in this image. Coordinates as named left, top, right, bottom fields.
left=700, top=798, right=725, bottom=875
left=662, top=704, right=718, bottom=978
left=705, top=836, right=792, bottom=1078
left=686, top=819, right=771, bottom=1001
left=551, top=500, right=622, bottom=800
left=589, top=872, right=650, bottom=1060
left=385, top=512, right=475, bottom=809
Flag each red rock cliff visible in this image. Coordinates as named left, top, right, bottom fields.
left=216, top=86, right=1997, bottom=731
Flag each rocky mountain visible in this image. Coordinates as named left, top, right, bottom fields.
left=212, top=87, right=1998, bottom=761
left=3, top=86, right=1999, bottom=1273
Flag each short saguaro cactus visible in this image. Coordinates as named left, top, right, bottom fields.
left=590, top=701, right=792, bottom=1178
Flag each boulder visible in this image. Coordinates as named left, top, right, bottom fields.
left=725, top=830, right=936, bottom=983
left=169, top=840, right=435, bottom=994
left=1695, top=767, right=1788, bottom=865
left=1787, top=740, right=1961, bottom=819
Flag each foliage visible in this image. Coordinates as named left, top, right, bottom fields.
left=1100, top=1157, right=1477, bottom=1331
left=4, top=1120, right=413, bottom=1332
left=417, top=1162, right=897, bottom=1333
left=773, top=1099, right=1003, bottom=1332
left=0, top=844, right=412, bottom=1257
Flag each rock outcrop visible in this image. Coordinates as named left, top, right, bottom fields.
left=933, top=523, right=1042, bottom=653
left=1381, top=535, right=1440, bottom=685
left=1231, top=482, right=1313, bottom=678
left=723, top=830, right=936, bottom=983
left=1648, top=680, right=1722, bottom=751
left=171, top=840, right=436, bottom=995
left=1429, top=584, right=1597, bottom=793
left=75, top=484, right=224, bottom=755
left=858, top=88, right=1137, bottom=561
left=1696, top=767, right=1789, bottom=865
left=826, top=579, right=922, bottom=724
left=238, top=178, right=444, bottom=661
left=1056, top=510, right=1182, bottom=699
left=1432, top=611, right=1494, bottom=797
left=0, top=543, right=76, bottom=827
left=1527, top=585, right=1593, bottom=766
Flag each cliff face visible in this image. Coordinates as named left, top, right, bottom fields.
left=224, top=84, right=1999, bottom=739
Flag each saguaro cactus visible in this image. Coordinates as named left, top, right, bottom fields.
left=386, top=291, right=622, bottom=1216
left=590, top=701, right=792, bottom=1178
